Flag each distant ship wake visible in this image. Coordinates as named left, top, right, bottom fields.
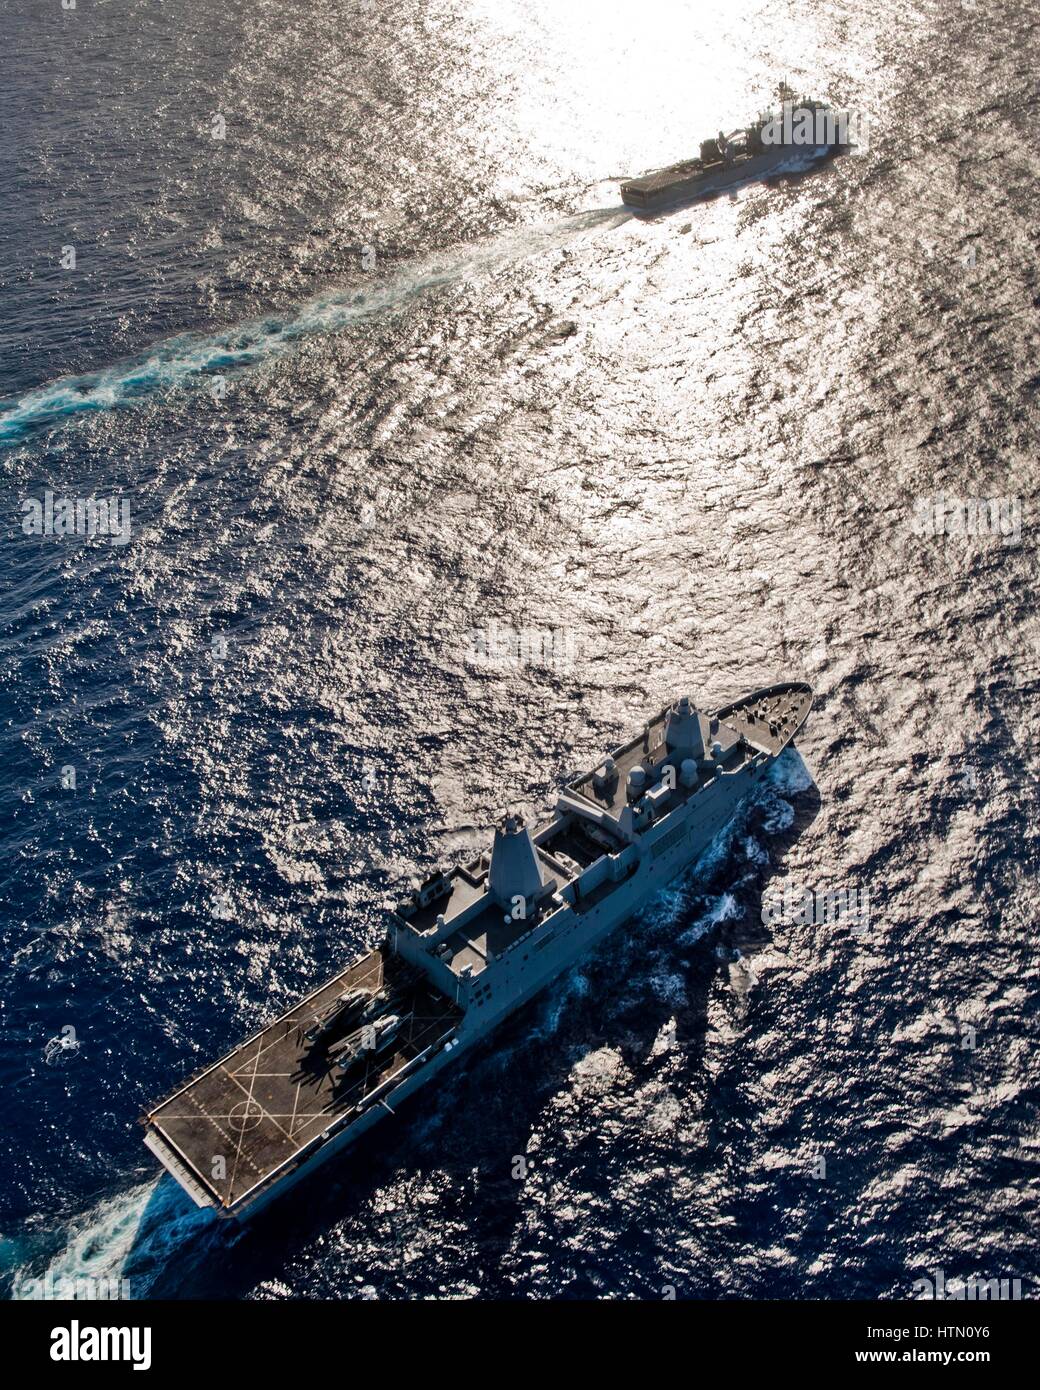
left=0, top=206, right=628, bottom=448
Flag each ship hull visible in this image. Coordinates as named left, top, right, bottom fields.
left=621, top=144, right=836, bottom=215
left=169, top=775, right=753, bottom=1224
left=144, top=682, right=812, bottom=1222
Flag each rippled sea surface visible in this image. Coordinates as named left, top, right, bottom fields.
left=1, top=0, right=1038, bottom=1300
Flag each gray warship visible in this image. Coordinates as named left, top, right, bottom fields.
left=143, top=682, right=812, bottom=1220
left=621, top=83, right=850, bottom=213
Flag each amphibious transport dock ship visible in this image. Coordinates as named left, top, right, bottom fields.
left=144, top=683, right=812, bottom=1219
left=621, top=83, right=850, bottom=213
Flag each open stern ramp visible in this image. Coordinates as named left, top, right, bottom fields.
left=144, top=947, right=461, bottom=1214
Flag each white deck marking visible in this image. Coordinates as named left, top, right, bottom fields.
left=220, top=1059, right=296, bottom=1146
left=228, top=1042, right=264, bottom=1197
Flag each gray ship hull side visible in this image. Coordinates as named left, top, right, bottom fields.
left=622, top=144, right=833, bottom=214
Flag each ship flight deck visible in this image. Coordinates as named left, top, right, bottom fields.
left=144, top=949, right=461, bottom=1212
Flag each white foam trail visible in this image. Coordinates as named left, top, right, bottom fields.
left=10, top=1177, right=215, bottom=1301
left=677, top=891, right=741, bottom=947
left=765, top=745, right=814, bottom=796
left=0, top=207, right=628, bottom=445
left=527, top=967, right=591, bottom=1041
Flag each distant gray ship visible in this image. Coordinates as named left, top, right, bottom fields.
left=621, top=83, right=850, bottom=213
left=143, top=682, right=813, bottom=1220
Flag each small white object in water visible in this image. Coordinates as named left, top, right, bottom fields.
left=44, top=1032, right=81, bottom=1066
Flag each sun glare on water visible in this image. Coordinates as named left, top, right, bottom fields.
left=461, top=0, right=828, bottom=177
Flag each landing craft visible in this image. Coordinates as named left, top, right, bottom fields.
left=143, top=683, right=812, bottom=1219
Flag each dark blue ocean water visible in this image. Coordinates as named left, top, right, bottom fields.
left=1, top=0, right=1038, bottom=1299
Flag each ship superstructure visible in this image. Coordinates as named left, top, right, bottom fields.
left=143, top=682, right=812, bottom=1219
left=620, top=83, right=851, bottom=213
